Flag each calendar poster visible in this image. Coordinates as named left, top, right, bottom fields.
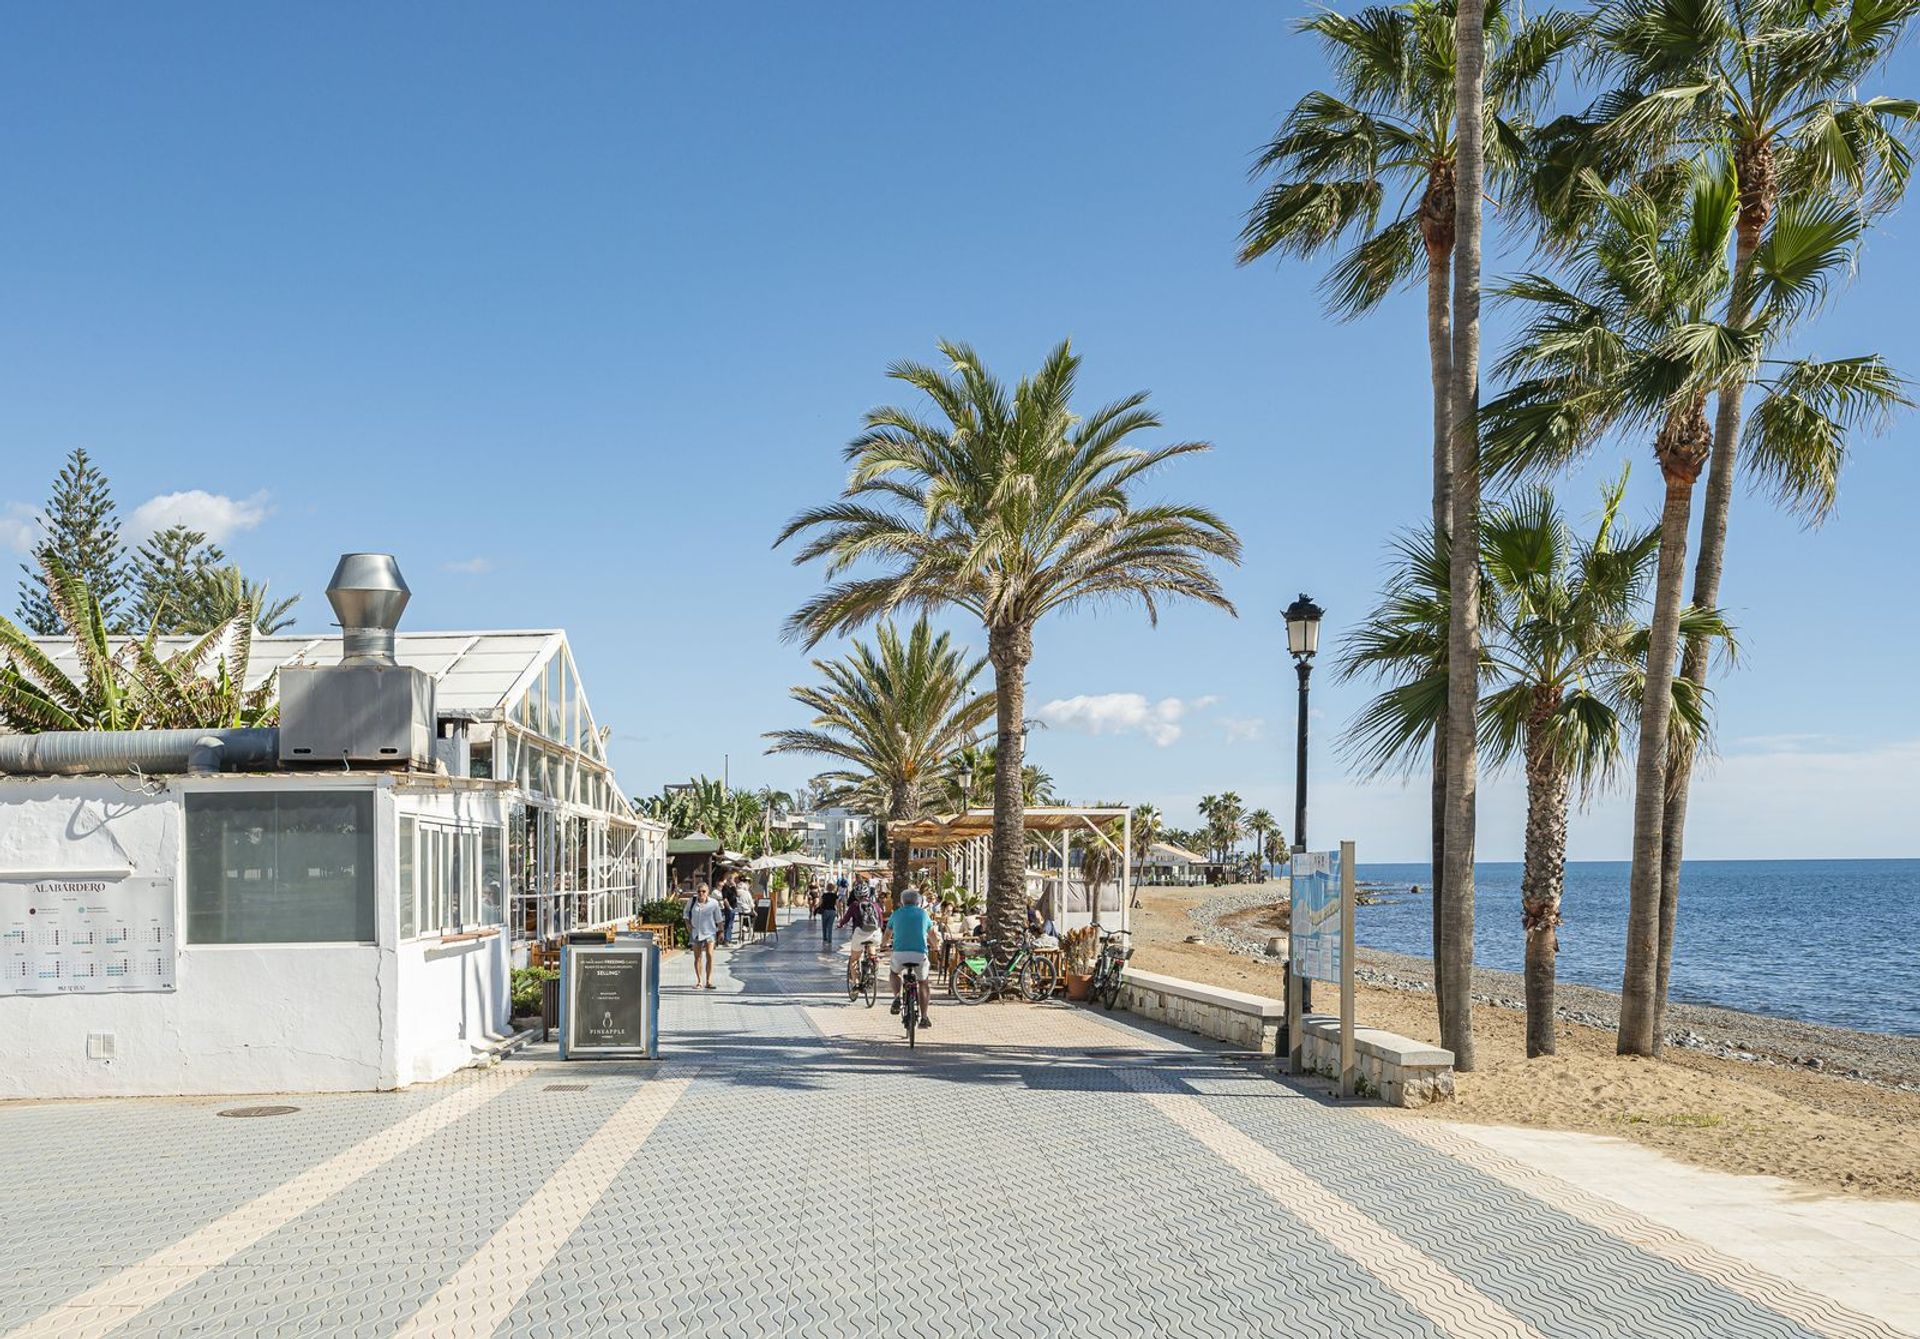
left=1, top=876, right=176, bottom=995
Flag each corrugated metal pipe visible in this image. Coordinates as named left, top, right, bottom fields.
left=0, top=728, right=281, bottom=777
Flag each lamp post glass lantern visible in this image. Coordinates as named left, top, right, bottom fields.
left=1283, top=594, right=1324, bottom=854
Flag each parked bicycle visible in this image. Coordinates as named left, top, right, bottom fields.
left=950, top=934, right=1053, bottom=1005
left=847, top=942, right=878, bottom=1008
left=1086, top=926, right=1132, bottom=1011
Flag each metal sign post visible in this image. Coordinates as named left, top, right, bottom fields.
left=1286, top=842, right=1357, bottom=1097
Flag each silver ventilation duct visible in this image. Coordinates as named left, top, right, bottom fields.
left=280, top=552, right=435, bottom=769
left=327, top=553, right=411, bottom=666
left=0, top=728, right=279, bottom=777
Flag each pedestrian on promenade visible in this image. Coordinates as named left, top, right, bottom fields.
left=687, top=884, right=722, bottom=989
left=719, top=877, right=740, bottom=945
left=817, top=880, right=840, bottom=951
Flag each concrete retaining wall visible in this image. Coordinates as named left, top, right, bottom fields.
left=1118, top=968, right=1283, bottom=1054
left=1300, top=1014, right=1455, bottom=1107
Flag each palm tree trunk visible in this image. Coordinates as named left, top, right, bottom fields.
left=888, top=781, right=913, bottom=895
left=1619, top=413, right=1708, bottom=1056
left=1426, top=245, right=1454, bottom=1031
left=1521, top=692, right=1568, bottom=1058
left=1440, top=0, right=1485, bottom=1072
left=986, top=621, right=1033, bottom=960
left=1651, top=213, right=1763, bottom=1050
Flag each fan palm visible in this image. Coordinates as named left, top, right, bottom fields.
left=1582, top=1, right=1918, bottom=1047
left=764, top=619, right=995, bottom=893
left=1342, top=474, right=1729, bottom=1056
left=778, top=340, right=1239, bottom=955
left=1484, top=167, right=1905, bottom=1054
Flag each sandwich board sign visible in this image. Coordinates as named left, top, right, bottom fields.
left=560, top=940, right=659, bottom=1059
left=1287, top=841, right=1357, bottom=1097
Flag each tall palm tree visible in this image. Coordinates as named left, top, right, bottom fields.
left=1587, top=1, right=1918, bottom=1046
left=1243, top=2, right=1584, bottom=1043
left=764, top=619, right=994, bottom=893
left=778, top=341, right=1239, bottom=956
left=1483, top=168, right=1904, bottom=1054
left=1442, top=0, right=1491, bottom=1075
left=1245, top=809, right=1280, bottom=874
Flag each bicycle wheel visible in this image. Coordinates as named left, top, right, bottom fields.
left=845, top=955, right=862, bottom=1002
left=951, top=959, right=993, bottom=1005
left=862, top=961, right=878, bottom=1008
left=1017, top=958, right=1055, bottom=1003
left=1099, top=960, right=1124, bottom=1011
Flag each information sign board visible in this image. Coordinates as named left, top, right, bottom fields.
left=1, top=875, right=175, bottom=995
left=1290, top=849, right=1343, bottom=984
left=562, top=942, right=658, bottom=1059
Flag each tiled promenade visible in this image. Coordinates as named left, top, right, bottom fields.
left=0, top=916, right=1908, bottom=1338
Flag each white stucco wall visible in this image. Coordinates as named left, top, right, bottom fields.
left=0, top=773, right=514, bottom=1100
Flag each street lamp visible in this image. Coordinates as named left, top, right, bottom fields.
left=1284, top=593, right=1325, bottom=854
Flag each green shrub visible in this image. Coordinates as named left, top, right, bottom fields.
left=639, top=898, right=685, bottom=946
left=510, top=966, right=557, bottom=1016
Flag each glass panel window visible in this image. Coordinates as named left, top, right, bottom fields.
left=482, top=826, right=504, bottom=925
left=398, top=816, right=417, bottom=939
left=186, top=791, right=376, bottom=944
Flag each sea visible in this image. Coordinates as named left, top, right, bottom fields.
left=1346, top=859, right=1920, bottom=1038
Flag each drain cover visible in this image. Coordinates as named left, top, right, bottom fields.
left=217, top=1104, right=299, bottom=1118
left=544, top=1083, right=588, bottom=1092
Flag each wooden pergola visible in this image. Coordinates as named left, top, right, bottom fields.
left=886, top=806, right=1132, bottom=934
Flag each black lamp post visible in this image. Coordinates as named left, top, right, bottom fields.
left=1284, top=594, right=1324, bottom=854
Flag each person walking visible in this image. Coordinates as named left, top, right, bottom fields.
left=719, top=877, right=740, bottom=945
left=816, top=879, right=840, bottom=951
left=686, top=884, right=722, bottom=990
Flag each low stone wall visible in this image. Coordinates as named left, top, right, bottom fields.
left=1299, top=1015, right=1455, bottom=1107
left=1118, top=968, right=1284, bottom=1054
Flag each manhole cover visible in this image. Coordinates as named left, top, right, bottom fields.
left=544, top=1084, right=588, bottom=1092
left=217, top=1105, right=300, bottom=1118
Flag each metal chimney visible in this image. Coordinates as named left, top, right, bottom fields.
left=327, top=553, right=410, bottom=665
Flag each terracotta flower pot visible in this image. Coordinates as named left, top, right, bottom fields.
left=1065, top=972, right=1093, bottom=1002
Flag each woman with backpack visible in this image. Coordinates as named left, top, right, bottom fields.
left=816, top=880, right=840, bottom=951
left=839, top=880, right=882, bottom=967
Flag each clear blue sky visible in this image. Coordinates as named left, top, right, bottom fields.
left=3, top=4, right=1915, bottom=860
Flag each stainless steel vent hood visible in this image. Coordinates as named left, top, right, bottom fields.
left=279, top=553, right=435, bottom=769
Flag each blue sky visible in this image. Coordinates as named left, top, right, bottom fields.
left=3, top=4, right=1915, bottom=860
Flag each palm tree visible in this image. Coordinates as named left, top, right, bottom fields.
left=1343, top=474, right=1730, bottom=1057
left=1245, top=809, right=1280, bottom=875
left=1483, top=169, right=1904, bottom=1054
left=1243, top=3, right=1584, bottom=1042
left=1584, top=4, right=1918, bottom=1047
left=778, top=340, right=1240, bottom=956
left=1479, top=479, right=1728, bottom=1056
left=764, top=618, right=994, bottom=893
left=1441, top=0, right=1492, bottom=1076
left=0, top=550, right=276, bottom=732
left=200, top=567, right=300, bottom=636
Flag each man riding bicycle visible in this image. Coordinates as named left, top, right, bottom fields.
left=887, top=886, right=936, bottom=1029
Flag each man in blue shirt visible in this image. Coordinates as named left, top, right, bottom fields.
left=886, top=886, right=936, bottom=1028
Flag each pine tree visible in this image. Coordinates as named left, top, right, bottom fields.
left=16, top=448, right=128, bottom=635
left=127, top=525, right=228, bottom=634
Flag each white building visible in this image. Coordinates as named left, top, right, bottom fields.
left=0, top=555, right=665, bottom=1099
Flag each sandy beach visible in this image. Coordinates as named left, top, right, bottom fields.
left=1129, top=882, right=1920, bottom=1200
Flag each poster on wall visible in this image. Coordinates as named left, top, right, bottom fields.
left=0, top=876, right=176, bottom=995
left=1289, top=849, right=1343, bottom=984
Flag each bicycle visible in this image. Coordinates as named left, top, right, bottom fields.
left=900, top=960, right=924, bottom=1048
left=1086, top=926, right=1132, bottom=1011
left=950, top=935, right=1052, bottom=1005
left=847, top=941, right=879, bottom=1008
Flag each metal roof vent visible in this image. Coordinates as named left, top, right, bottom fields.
left=327, top=553, right=410, bottom=666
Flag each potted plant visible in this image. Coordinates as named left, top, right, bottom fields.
left=1061, top=926, right=1098, bottom=1001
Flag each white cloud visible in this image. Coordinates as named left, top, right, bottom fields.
left=1221, top=716, right=1266, bottom=744
left=0, top=503, right=41, bottom=553
left=442, top=557, right=495, bottom=575
left=129, top=489, right=271, bottom=543
left=1036, top=692, right=1217, bottom=747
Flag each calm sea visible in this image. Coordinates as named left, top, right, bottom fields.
left=1348, top=859, right=1920, bottom=1037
